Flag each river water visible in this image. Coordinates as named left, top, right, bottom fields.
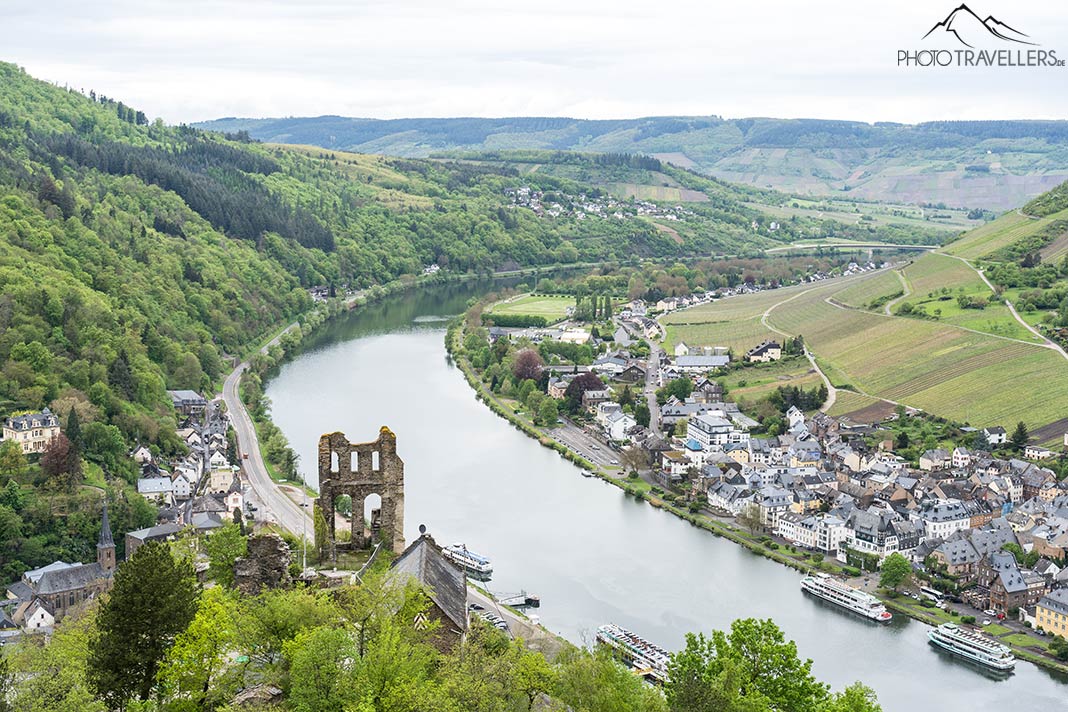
left=265, top=279, right=1067, bottom=710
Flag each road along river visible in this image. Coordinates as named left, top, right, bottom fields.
left=264, top=279, right=1067, bottom=711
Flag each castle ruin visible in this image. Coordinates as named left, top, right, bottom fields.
left=315, top=427, right=405, bottom=560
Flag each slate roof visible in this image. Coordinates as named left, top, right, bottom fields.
left=126, top=522, right=185, bottom=542
left=391, top=534, right=468, bottom=632
left=1040, top=588, right=1068, bottom=616
left=36, top=562, right=106, bottom=595
left=4, top=408, right=59, bottom=431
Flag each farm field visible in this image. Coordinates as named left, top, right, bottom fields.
left=720, top=358, right=822, bottom=403
left=763, top=276, right=1068, bottom=429
left=668, top=268, right=1068, bottom=431
left=826, top=390, right=890, bottom=420
left=942, top=207, right=1068, bottom=260
left=660, top=283, right=808, bottom=354
left=607, top=183, right=709, bottom=202
left=488, top=294, right=573, bottom=322
left=834, top=269, right=903, bottom=309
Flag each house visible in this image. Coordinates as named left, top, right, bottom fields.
left=919, top=449, right=951, bottom=471
left=951, top=447, right=972, bottom=469
left=613, top=364, right=646, bottom=384
left=137, top=476, right=175, bottom=505
left=930, top=538, right=981, bottom=578
left=916, top=499, right=971, bottom=540
left=688, top=413, right=748, bottom=449
left=167, top=390, right=208, bottom=417
left=776, top=512, right=847, bottom=553
left=558, top=329, right=591, bottom=345
left=18, top=598, right=55, bottom=632
left=757, top=486, right=792, bottom=528
left=707, top=481, right=754, bottom=515
left=982, top=551, right=1040, bottom=614
left=983, top=426, right=1008, bottom=446
left=841, top=509, right=921, bottom=561
left=2, top=408, right=61, bottom=454
left=1035, top=589, right=1068, bottom=637
left=674, top=342, right=690, bottom=357
left=125, top=522, right=185, bottom=560
left=581, top=389, right=611, bottom=411
left=1025, top=445, right=1054, bottom=460
left=171, top=471, right=193, bottom=499
left=547, top=377, right=570, bottom=400
left=605, top=412, right=637, bottom=442
left=132, top=445, right=153, bottom=464
left=390, top=531, right=468, bottom=651
left=224, top=477, right=244, bottom=515
left=675, top=355, right=729, bottom=374
left=746, top=340, right=782, bottom=363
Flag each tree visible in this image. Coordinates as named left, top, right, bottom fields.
left=512, top=348, right=545, bottom=383
left=737, top=503, right=763, bottom=535
left=666, top=619, right=830, bottom=712
left=8, top=606, right=105, bottom=712
left=65, top=406, right=82, bottom=451
left=285, top=626, right=357, bottom=712
left=634, top=400, right=651, bottom=428
left=0, top=441, right=28, bottom=484
left=314, top=505, right=331, bottom=563
left=157, top=587, right=238, bottom=710
left=1011, top=421, right=1029, bottom=451
left=879, top=552, right=912, bottom=592
left=620, top=446, right=650, bottom=475
left=894, top=431, right=910, bottom=451
left=817, top=683, right=883, bottom=712
left=563, top=373, right=605, bottom=412
left=88, top=541, right=199, bottom=706
left=206, top=522, right=248, bottom=588
left=619, top=385, right=634, bottom=407
left=40, top=433, right=81, bottom=491
left=537, top=398, right=559, bottom=427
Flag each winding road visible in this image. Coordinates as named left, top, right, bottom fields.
left=222, top=327, right=313, bottom=539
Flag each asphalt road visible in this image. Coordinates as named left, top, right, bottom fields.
left=548, top=421, right=620, bottom=469
left=222, top=341, right=313, bottom=539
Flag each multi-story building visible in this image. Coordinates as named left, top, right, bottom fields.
left=1035, top=589, right=1068, bottom=637
left=2, top=408, right=61, bottom=454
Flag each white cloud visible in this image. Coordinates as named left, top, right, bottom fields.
left=6, top=0, right=1068, bottom=123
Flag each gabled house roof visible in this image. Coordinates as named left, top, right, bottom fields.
left=391, top=533, right=468, bottom=633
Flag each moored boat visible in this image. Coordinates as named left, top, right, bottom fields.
left=927, top=623, right=1015, bottom=671
left=800, top=573, right=892, bottom=622
left=596, top=623, right=669, bottom=684
left=443, top=542, right=493, bottom=575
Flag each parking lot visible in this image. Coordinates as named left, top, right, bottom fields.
left=548, top=420, right=621, bottom=469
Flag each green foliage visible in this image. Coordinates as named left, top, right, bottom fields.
left=88, top=541, right=199, bottom=706
left=205, top=522, right=248, bottom=588
left=879, top=552, right=912, bottom=591
left=156, top=587, right=239, bottom=710
left=666, top=618, right=831, bottom=712
left=1011, top=421, right=1030, bottom=451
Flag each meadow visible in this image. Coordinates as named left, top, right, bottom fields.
left=488, top=294, right=574, bottom=322
left=720, top=358, right=823, bottom=403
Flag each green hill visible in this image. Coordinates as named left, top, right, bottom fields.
left=194, top=115, right=1068, bottom=211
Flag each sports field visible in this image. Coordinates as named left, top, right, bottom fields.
left=488, top=294, right=573, bottom=322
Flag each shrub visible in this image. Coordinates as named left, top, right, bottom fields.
left=842, top=566, right=862, bottom=577
left=961, top=615, right=976, bottom=624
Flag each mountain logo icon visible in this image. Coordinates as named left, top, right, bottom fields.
left=922, top=4, right=1036, bottom=48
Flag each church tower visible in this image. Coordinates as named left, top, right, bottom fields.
left=97, top=501, right=116, bottom=573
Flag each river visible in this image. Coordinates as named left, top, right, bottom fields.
left=264, top=279, right=1067, bottom=710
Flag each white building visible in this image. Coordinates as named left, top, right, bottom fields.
left=688, top=413, right=748, bottom=449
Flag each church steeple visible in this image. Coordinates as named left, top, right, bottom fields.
left=97, top=501, right=116, bottom=573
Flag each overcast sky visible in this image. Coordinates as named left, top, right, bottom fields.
left=6, top=0, right=1068, bottom=124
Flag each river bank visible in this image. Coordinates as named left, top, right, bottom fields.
left=445, top=303, right=1068, bottom=678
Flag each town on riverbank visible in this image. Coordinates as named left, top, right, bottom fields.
left=451, top=272, right=1068, bottom=673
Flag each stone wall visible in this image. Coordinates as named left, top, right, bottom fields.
left=315, top=427, right=405, bottom=559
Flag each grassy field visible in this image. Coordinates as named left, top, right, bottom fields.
left=720, top=358, right=822, bottom=402
left=661, top=283, right=811, bottom=354
left=896, top=253, right=1039, bottom=342
left=942, top=208, right=1068, bottom=260
left=488, top=294, right=573, bottom=322
left=834, top=269, right=903, bottom=309
left=826, top=390, right=887, bottom=419
left=607, top=183, right=709, bottom=202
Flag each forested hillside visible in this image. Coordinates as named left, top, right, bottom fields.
left=196, top=115, right=1068, bottom=210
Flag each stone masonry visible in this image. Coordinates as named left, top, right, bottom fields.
left=315, top=427, right=405, bottom=560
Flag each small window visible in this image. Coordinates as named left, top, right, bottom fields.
left=331, top=451, right=339, bottom=473
left=372, top=451, right=380, bottom=471
left=350, top=452, right=358, bottom=472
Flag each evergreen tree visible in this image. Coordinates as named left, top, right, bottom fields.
left=1010, top=421, right=1029, bottom=451
left=108, top=350, right=136, bottom=400
left=88, top=541, right=199, bottom=706
left=65, top=407, right=82, bottom=451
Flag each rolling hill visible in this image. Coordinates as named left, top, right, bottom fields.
left=193, top=116, right=1068, bottom=211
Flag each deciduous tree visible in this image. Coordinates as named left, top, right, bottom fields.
left=879, top=552, right=912, bottom=592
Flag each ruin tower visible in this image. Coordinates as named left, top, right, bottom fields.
left=315, top=427, right=405, bottom=559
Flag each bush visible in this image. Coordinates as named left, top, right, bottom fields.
left=810, top=553, right=824, bottom=563
left=766, top=542, right=780, bottom=550
left=842, top=566, right=862, bottom=577
left=961, top=615, right=976, bottom=624
left=920, top=599, right=936, bottom=608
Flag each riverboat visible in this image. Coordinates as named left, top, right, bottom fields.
left=443, top=543, right=493, bottom=575
left=800, top=573, right=892, bottom=622
left=596, top=623, right=669, bottom=684
left=927, top=623, right=1015, bottom=671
